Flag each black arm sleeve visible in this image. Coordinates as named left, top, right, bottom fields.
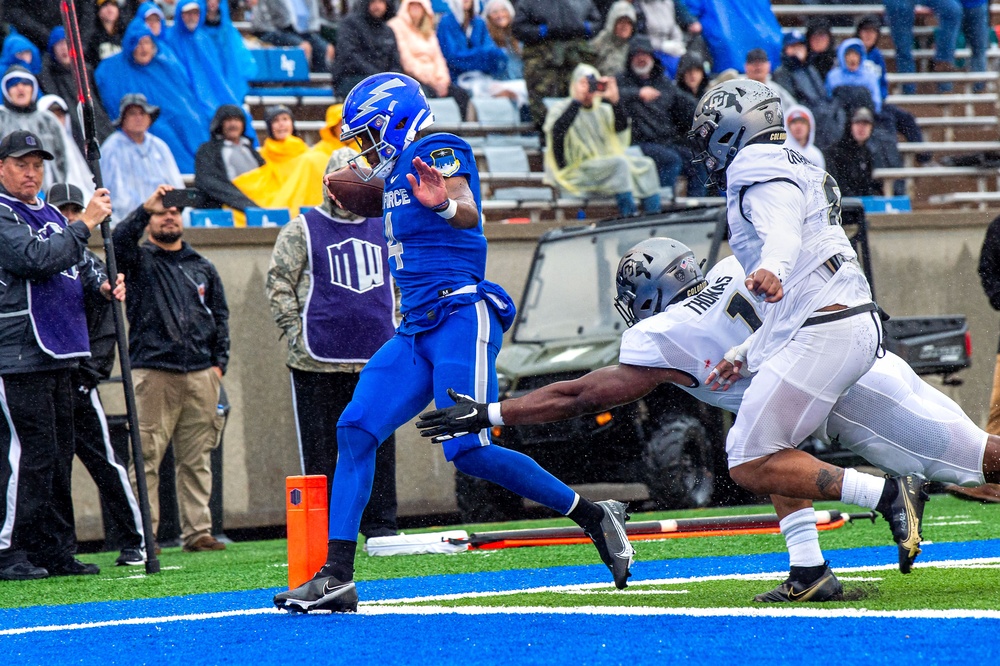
left=550, top=101, right=582, bottom=169
left=111, top=206, right=151, bottom=278
left=194, top=144, right=259, bottom=212
left=0, top=210, right=90, bottom=279
left=208, top=267, right=231, bottom=372
left=979, top=215, right=1000, bottom=310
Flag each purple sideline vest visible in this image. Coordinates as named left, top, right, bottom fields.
left=301, top=208, right=395, bottom=363
left=1, top=196, right=89, bottom=359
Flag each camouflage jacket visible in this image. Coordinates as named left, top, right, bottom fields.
left=266, top=214, right=397, bottom=373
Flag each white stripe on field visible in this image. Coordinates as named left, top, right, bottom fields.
left=0, top=608, right=283, bottom=636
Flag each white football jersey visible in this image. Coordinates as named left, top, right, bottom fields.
left=619, top=256, right=756, bottom=414
left=724, top=142, right=873, bottom=368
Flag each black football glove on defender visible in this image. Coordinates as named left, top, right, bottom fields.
left=416, top=388, right=492, bottom=442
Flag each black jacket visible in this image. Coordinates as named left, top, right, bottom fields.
left=39, top=54, right=114, bottom=154
left=772, top=55, right=827, bottom=110
left=331, top=0, right=401, bottom=97
left=513, top=0, right=600, bottom=46
left=0, top=188, right=104, bottom=375
left=823, top=130, right=877, bottom=198
left=76, top=250, right=116, bottom=390
left=112, top=207, right=230, bottom=374
left=617, top=38, right=696, bottom=146
left=979, top=215, right=1000, bottom=352
left=194, top=106, right=265, bottom=211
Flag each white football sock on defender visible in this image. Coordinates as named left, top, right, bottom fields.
left=840, top=467, right=887, bottom=510
left=780, top=508, right=825, bottom=568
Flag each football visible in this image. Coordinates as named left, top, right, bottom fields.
left=324, top=167, right=385, bottom=218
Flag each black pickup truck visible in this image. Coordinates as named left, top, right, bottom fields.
left=454, top=200, right=972, bottom=522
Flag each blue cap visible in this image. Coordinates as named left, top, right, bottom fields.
left=783, top=31, right=806, bottom=48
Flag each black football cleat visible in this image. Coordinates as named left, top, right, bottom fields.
left=274, top=571, right=358, bottom=613
left=585, top=500, right=635, bottom=589
left=754, top=563, right=844, bottom=603
left=878, top=474, right=929, bottom=574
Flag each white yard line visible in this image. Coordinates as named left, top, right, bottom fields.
left=5, top=555, right=1000, bottom=636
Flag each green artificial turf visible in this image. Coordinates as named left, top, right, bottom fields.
left=1, top=493, right=996, bottom=610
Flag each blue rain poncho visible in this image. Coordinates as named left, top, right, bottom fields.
left=0, top=30, right=42, bottom=76
left=164, top=0, right=242, bottom=113
left=201, top=0, right=257, bottom=101
left=94, top=19, right=210, bottom=172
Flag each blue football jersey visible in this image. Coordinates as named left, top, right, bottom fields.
left=380, top=133, right=486, bottom=317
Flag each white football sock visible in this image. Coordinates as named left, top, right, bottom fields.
left=840, top=467, right=887, bottom=510
left=780, top=507, right=825, bottom=568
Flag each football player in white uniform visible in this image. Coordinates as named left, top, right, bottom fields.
left=417, top=238, right=1000, bottom=602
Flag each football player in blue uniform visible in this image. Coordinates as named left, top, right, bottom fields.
left=273, top=73, right=634, bottom=613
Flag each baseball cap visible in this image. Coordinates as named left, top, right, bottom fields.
left=786, top=108, right=810, bottom=124
left=180, top=1, right=200, bottom=11
left=783, top=31, right=806, bottom=48
left=47, top=183, right=86, bottom=209
left=112, top=93, right=161, bottom=127
left=0, top=130, right=55, bottom=160
left=851, top=107, right=875, bottom=124
left=745, top=48, right=769, bottom=64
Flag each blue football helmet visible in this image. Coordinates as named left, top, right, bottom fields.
left=341, top=73, right=435, bottom=181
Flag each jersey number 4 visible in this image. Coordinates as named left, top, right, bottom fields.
left=384, top=211, right=404, bottom=269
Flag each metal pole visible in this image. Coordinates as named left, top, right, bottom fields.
left=60, top=0, right=160, bottom=574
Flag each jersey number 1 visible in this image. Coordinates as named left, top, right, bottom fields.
left=726, top=292, right=763, bottom=333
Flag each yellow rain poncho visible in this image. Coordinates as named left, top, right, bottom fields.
left=309, top=104, right=349, bottom=159
left=543, top=63, right=659, bottom=199
left=232, top=134, right=326, bottom=221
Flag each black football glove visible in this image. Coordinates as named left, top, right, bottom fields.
left=416, top=388, right=492, bottom=442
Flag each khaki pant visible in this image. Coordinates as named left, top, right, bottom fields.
left=132, top=368, right=223, bottom=547
left=989, top=354, right=1000, bottom=436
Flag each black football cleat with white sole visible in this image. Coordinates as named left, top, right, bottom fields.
left=586, top=500, right=635, bottom=589
left=878, top=474, right=929, bottom=574
left=754, top=562, right=844, bottom=603
left=273, top=572, right=358, bottom=613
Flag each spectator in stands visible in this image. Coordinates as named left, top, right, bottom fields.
left=40, top=27, right=114, bottom=155
left=438, top=0, right=508, bottom=81
left=632, top=0, right=686, bottom=78
left=95, top=19, right=211, bottom=173
left=37, top=96, right=96, bottom=198
left=195, top=104, right=264, bottom=213
left=2, top=0, right=94, bottom=58
left=166, top=1, right=245, bottom=119
left=805, top=17, right=836, bottom=80
left=773, top=30, right=840, bottom=148
left=389, top=0, right=471, bottom=116
left=823, top=106, right=879, bottom=197
left=960, top=0, right=990, bottom=86
left=0, top=65, right=70, bottom=192
left=743, top=47, right=796, bottom=111
left=855, top=15, right=928, bottom=159
left=308, top=104, right=350, bottom=160
left=513, top=0, right=599, bottom=130
left=545, top=64, right=661, bottom=217
left=202, top=0, right=257, bottom=100
left=675, top=51, right=708, bottom=99
left=0, top=30, right=42, bottom=76
left=47, top=184, right=146, bottom=569
left=589, top=1, right=636, bottom=77
left=88, top=0, right=126, bottom=67
left=884, top=0, right=960, bottom=88
left=137, top=1, right=180, bottom=66
left=331, top=0, right=401, bottom=98
left=112, top=184, right=230, bottom=554
left=99, top=93, right=185, bottom=224
left=265, top=148, right=398, bottom=540
left=233, top=105, right=325, bottom=219
left=826, top=38, right=882, bottom=113
left=681, top=0, right=780, bottom=74
left=251, top=0, right=335, bottom=72
left=484, top=0, right=522, bottom=80
left=783, top=104, right=824, bottom=169
left=616, top=35, right=694, bottom=197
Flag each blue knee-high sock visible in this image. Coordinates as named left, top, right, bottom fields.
left=452, top=445, right=576, bottom=514
left=328, top=425, right=378, bottom=541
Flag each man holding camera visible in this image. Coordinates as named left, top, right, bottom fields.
left=0, top=131, right=120, bottom=580
left=112, top=184, right=230, bottom=553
